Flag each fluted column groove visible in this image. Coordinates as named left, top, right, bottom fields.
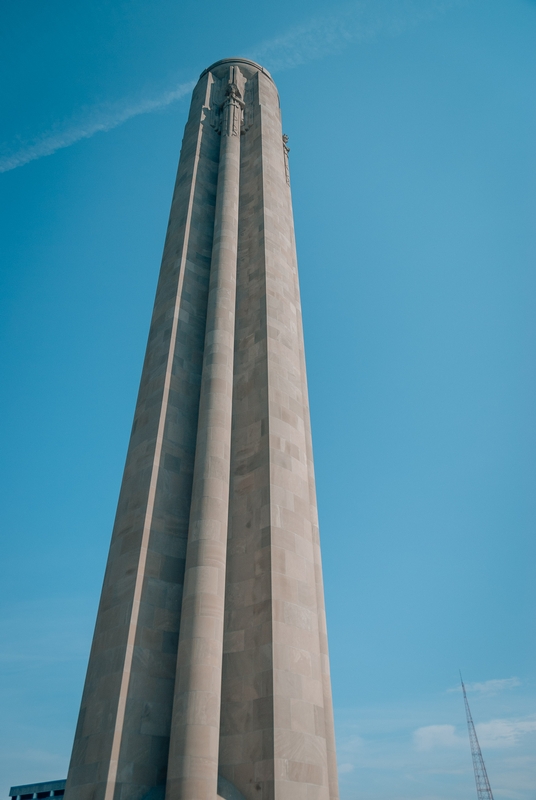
left=165, top=76, right=241, bottom=800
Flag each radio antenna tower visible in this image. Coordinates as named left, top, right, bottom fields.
left=460, top=673, right=495, bottom=800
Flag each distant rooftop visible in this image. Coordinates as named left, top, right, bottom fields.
left=9, top=781, right=65, bottom=800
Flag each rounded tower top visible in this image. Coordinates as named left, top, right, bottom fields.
left=199, top=57, right=274, bottom=84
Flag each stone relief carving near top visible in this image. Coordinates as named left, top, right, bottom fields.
left=282, top=133, right=290, bottom=185
left=221, top=82, right=244, bottom=137
left=209, top=65, right=252, bottom=136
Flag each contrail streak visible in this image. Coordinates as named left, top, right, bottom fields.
left=0, top=82, right=195, bottom=174
left=0, top=0, right=462, bottom=174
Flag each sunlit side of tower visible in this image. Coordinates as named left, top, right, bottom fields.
left=64, top=58, right=339, bottom=800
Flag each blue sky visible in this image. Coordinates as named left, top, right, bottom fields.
left=1, top=1, right=535, bottom=798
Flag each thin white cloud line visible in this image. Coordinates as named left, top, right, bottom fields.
left=448, top=677, right=521, bottom=695
left=413, top=715, right=536, bottom=751
left=1, top=0, right=464, bottom=174
left=0, top=81, right=195, bottom=174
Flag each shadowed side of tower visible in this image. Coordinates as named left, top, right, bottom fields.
left=64, top=59, right=339, bottom=800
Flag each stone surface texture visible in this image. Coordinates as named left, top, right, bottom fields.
left=64, top=58, right=338, bottom=800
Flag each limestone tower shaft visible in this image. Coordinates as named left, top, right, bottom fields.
left=65, top=58, right=338, bottom=800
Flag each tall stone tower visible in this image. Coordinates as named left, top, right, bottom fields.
left=65, top=58, right=338, bottom=800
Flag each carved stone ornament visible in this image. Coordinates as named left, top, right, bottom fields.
left=221, top=82, right=244, bottom=137
left=282, top=133, right=290, bottom=185
left=210, top=67, right=246, bottom=136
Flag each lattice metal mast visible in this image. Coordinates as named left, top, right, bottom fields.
left=460, top=673, right=495, bottom=800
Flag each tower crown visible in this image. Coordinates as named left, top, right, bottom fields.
left=199, top=56, right=274, bottom=82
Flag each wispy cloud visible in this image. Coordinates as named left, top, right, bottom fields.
left=335, top=693, right=536, bottom=798
left=413, top=723, right=463, bottom=750
left=248, top=0, right=462, bottom=72
left=1, top=0, right=463, bottom=174
left=413, top=715, right=536, bottom=752
left=0, top=82, right=195, bottom=174
left=477, top=717, right=536, bottom=749
left=449, top=677, right=521, bottom=695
